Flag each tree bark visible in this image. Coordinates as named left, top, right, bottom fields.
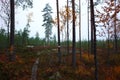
left=67, top=0, right=70, bottom=55
left=114, top=0, right=117, bottom=53
left=88, top=0, right=90, bottom=55
left=79, top=0, right=82, bottom=60
left=72, top=0, right=76, bottom=68
left=90, top=0, right=98, bottom=80
left=9, top=0, right=15, bottom=61
left=56, top=0, right=61, bottom=64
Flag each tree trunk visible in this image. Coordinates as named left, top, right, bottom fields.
left=107, top=28, right=110, bottom=64
left=114, top=0, right=117, bottom=54
left=67, top=0, right=70, bottom=55
left=7, top=23, right=10, bottom=48
left=90, top=0, right=94, bottom=54
left=9, top=0, right=15, bottom=61
left=90, top=0, right=98, bottom=80
left=79, top=0, right=82, bottom=60
left=72, top=0, right=76, bottom=68
left=88, top=0, right=90, bottom=56
left=56, top=0, right=61, bottom=64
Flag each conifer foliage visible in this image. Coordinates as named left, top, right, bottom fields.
left=42, top=3, right=53, bottom=45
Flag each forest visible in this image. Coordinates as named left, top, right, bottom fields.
left=0, top=0, right=120, bottom=80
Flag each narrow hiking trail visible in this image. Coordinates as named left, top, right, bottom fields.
left=31, top=57, right=39, bottom=80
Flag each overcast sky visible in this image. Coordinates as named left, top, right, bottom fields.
left=15, top=0, right=88, bottom=41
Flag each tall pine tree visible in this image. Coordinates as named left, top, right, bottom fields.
left=42, top=3, right=53, bottom=45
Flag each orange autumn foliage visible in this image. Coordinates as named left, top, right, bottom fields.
left=114, top=66, right=120, bottom=75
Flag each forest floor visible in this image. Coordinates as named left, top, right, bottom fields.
left=0, top=47, right=120, bottom=80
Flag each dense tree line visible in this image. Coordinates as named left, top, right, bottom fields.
left=0, top=27, right=56, bottom=50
